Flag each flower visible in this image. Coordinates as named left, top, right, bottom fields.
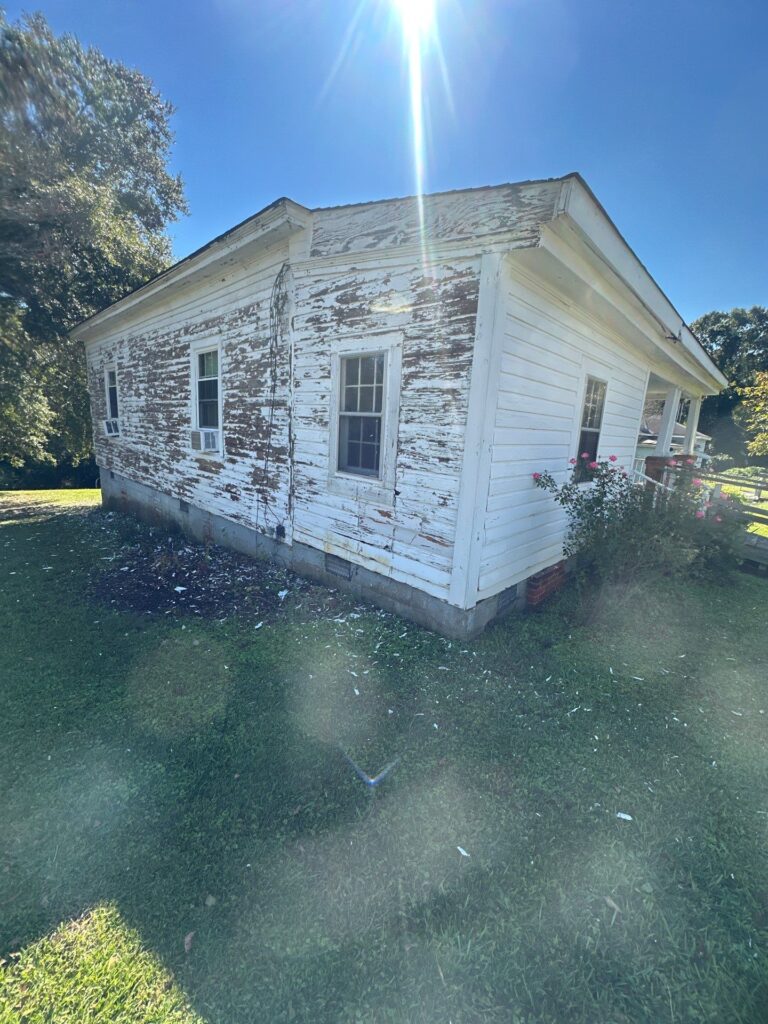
left=581, top=452, right=591, bottom=459
left=588, top=461, right=599, bottom=470
left=668, top=459, right=678, bottom=466
left=692, top=478, right=702, bottom=486
left=569, top=457, right=577, bottom=465
left=695, top=510, right=705, bottom=519
left=609, top=454, right=618, bottom=462
left=532, top=472, right=542, bottom=481
left=714, top=515, right=723, bottom=523
left=686, top=457, right=695, bottom=464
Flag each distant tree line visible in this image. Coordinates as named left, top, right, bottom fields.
left=692, top=307, right=768, bottom=467
left=0, top=11, right=186, bottom=487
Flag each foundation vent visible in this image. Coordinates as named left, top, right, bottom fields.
left=325, top=553, right=353, bottom=580
left=179, top=499, right=190, bottom=514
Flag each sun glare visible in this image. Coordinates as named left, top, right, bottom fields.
left=391, top=0, right=438, bottom=266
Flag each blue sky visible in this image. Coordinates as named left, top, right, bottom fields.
left=7, top=0, right=767, bottom=321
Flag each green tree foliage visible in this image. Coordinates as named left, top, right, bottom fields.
left=0, top=11, right=186, bottom=469
left=739, top=371, right=768, bottom=458
left=691, top=306, right=768, bottom=464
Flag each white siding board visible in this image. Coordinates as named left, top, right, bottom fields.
left=476, top=266, right=649, bottom=600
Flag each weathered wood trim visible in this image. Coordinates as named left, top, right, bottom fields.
left=449, top=252, right=505, bottom=609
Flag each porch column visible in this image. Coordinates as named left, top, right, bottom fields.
left=654, top=385, right=682, bottom=455
left=682, top=396, right=702, bottom=455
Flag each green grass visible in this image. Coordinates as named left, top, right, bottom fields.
left=1, top=490, right=768, bottom=1023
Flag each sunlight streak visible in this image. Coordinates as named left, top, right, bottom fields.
left=392, top=0, right=438, bottom=269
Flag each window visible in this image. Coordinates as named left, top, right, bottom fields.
left=103, top=366, right=120, bottom=436
left=575, top=375, right=607, bottom=481
left=196, top=349, right=219, bottom=429
left=337, top=353, right=385, bottom=477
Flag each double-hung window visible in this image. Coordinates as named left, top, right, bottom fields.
left=575, top=375, right=607, bottom=481
left=190, top=344, right=221, bottom=452
left=103, top=366, right=120, bottom=436
left=338, top=353, right=385, bottom=477
left=196, top=349, right=220, bottom=429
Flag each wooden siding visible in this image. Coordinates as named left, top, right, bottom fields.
left=310, top=181, right=561, bottom=258
left=290, top=254, right=481, bottom=599
left=476, top=265, right=649, bottom=599
left=87, top=238, right=295, bottom=536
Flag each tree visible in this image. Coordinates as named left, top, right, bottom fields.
left=691, top=307, right=768, bottom=464
left=0, top=11, right=187, bottom=470
left=739, top=372, right=768, bottom=459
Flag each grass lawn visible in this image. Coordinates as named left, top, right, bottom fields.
left=1, top=490, right=768, bottom=1023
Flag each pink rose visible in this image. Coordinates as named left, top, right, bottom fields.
left=695, top=510, right=705, bottom=519
left=686, top=457, right=695, bottom=464
left=588, top=461, right=599, bottom=470
left=668, top=459, right=678, bottom=466
left=714, top=515, right=723, bottom=523
left=569, top=457, right=577, bottom=465
left=609, top=455, right=618, bottom=462
left=581, top=452, right=591, bottom=459
left=692, top=478, right=702, bottom=486
left=532, top=472, right=542, bottom=481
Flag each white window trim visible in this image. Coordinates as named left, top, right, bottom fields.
left=189, top=337, right=223, bottom=456
left=572, top=370, right=608, bottom=483
left=328, top=333, right=402, bottom=504
left=103, top=364, right=120, bottom=436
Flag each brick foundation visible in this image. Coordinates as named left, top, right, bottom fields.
left=526, top=561, right=567, bottom=607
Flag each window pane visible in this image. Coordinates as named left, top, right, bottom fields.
left=198, top=379, right=218, bottom=402
left=108, top=386, right=119, bottom=420
left=199, top=350, right=218, bottom=378
left=339, top=415, right=381, bottom=476
left=344, top=357, right=359, bottom=386
left=360, top=356, right=375, bottom=385
left=199, top=400, right=219, bottom=428
left=107, top=370, right=117, bottom=388
left=358, top=386, right=374, bottom=412
left=375, top=354, right=384, bottom=384
left=344, top=385, right=358, bottom=412
left=581, top=377, right=606, bottom=430
left=574, top=429, right=599, bottom=481
left=373, top=384, right=383, bottom=413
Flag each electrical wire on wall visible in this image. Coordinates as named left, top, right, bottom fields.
left=253, top=261, right=290, bottom=532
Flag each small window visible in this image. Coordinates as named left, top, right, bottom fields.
left=106, top=369, right=119, bottom=419
left=196, top=349, right=219, bottom=429
left=103, top=366, right=120, bottom=436
left=338, top=353, right=385, bottom=477
left=575, top=376, right=607, bottom=481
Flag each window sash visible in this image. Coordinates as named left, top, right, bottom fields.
left=338, top=354, right=385, bottom=477
left=196, top=349, right=219, bottom=430
left=106, top=368, right=119, bottom=420
left=575, top=376, right=607, bottom=481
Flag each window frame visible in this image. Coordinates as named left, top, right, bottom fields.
left=103, top=364, right=120, bottom=436
left=328, top=334, right=402, bottom=502
left=573, top=373, right=608, bottom=483
left=189, top=338, right=223, bottom=455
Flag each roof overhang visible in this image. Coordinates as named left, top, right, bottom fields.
left=71, top=198, right=312, bottom=344
left=531, top=176, right=726, bottom=394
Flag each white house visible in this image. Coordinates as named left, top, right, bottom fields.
left=73, top=173, right=726, bottom=636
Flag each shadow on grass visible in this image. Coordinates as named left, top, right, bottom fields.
left=2, top=502, right=768, bottom=1022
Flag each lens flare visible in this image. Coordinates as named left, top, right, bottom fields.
left=391, top=0, right=438, bottom=268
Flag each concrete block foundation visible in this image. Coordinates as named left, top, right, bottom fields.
left=99, top=469, right=525, bottom=639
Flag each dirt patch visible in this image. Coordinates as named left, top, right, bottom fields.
left=87, top=512, right=351, bottom=623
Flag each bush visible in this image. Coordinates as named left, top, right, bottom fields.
left=533, top=455, right=745, bottom=600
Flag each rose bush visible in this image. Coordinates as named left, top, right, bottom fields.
left=532, top=455, right=745, bottom=603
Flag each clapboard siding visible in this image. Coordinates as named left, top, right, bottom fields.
left=290, top=253, right=481, bottom=598
left=86, top=238, right=294, bottom=535
left=310, top=180, right=561, bottom=257
left=476, top=266, right=649, bottom=598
